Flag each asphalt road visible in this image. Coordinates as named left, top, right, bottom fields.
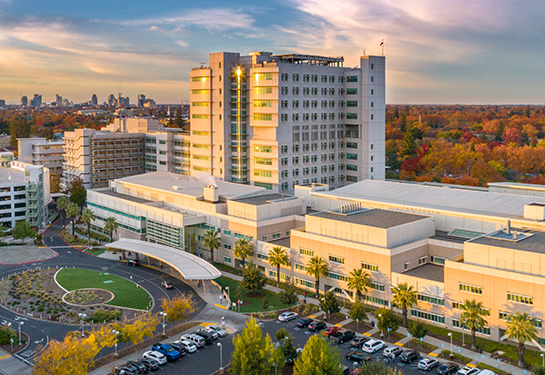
left=0, top=213, right=206, bottom=365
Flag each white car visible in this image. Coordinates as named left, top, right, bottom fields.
left=206, top=325, right=226, bottom=337
left=362, top=339, right=386, bottom=353
left=477, top=370, right=496, bottom=375
left=142, top=350, right=167, bottom=365
left=181, top=333, right=205, bottom=348
left=457, top=367, right=481, bottom=375
left=174, top=339, right=197, bottom=353
left=278, top=312, right=298, bottom=322
left=418, top=358, right=439, bottom=371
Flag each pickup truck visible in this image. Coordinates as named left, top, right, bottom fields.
left=151, top=343, right=181, bottom=362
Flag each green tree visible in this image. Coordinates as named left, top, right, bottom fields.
left=347, top=268, right=371, bottom=302
left=241, top=265, right=266, bottom=295
left=12, top=221, right=35, bottom=244
left=278, top=283, right=299, bottom=305
left=202, top=229, right=220, bottom=263
left=401, top=124, right=418, bottom=159
left=9, top=116, right=32, bottom=149
left=57, top=196, right=70, bottom=226
left=305, top=256, right=328, bottom=298
left=275, top=328, right=298, bottom=365
left=375, top=307, right=400, bottom=336
left=293, top=334, right=342, bottom=375
left=233, top=238, right=253, bottom=270
left=268, top=246, right=289, bottom=287
left=68, top=177, right=87, bottom=209
left=81, top=208, right=95, bottom=246
left=357, top=360, right=403, bottom=375
left=104, top=217, right=118, bottom=242
left=505, top=312, right=538, bottom=367
left=408, top=321, right=428, bottom=345
left=459, top=299, right=490, bottom=350
left=65, top=203, right=80, bottom=236
left=320, top=291, right=340, bottom=315
left=533, top=367, right=545, bottom=375
left=349, top=301, right=368, bottom=323
left=0, top=224, right=9, bottom=243
left=392, top=282, right=417, bottom=327
left=230, top=317, right=283, bottom=375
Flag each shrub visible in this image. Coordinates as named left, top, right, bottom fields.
left=278, top=283, right=299, bottom=305
left=0, top=326, right=17, bottom=345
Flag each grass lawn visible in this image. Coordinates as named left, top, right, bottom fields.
left=56, top=268, right=152, bottom=310
left=214, top=276, right=292, bottom=313
left=84, top=247, right=106, bottom=256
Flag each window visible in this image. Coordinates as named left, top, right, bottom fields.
left=296, top=278, right=313, bottom=288
left=224, top=256, right=231, bottom=263
left=361, top=262, right=379, bottom=272
left=295, top=263, right=308, bottom=272
left=346, top=165, right=357, bottom=172
left=255, top=157, right=273, bottom=165
left=346, top=153, right=357, bottom=160
left=418, top=256, right=427, bottom=265
left=347, top=76, right=358, bottom=82
left=255, top=73, right=273, bottom=81
left=192, top=114, right=209, bottom=119
left=507, top=292, right=533, bottom=305
left=272, top=232, right=281, bottom=239
left=452, top=319, right=490, bottom=334
left=191, top=89, right=210, bottom=95
left=254, top=170, right=272, bottom=178
left=257, top=253, right=269, bottom=261
left=460, top=282, right=482, bottom=294
left=346, top=113, right=358, bottom=120
left=499, top=312, right=542, bottom=328
left=254, top=100, right=273, bottom=107
left=346, top=101, right=358, bottom=107
left=254, top=145, right=272, bottom=153
left=328, top=272, right=347, bottom=281
left=255, top=86, right=273, bottom=94
left=299, top=248, right=314, bottom=256
left=328, top=255, right=344, bottom=264
left=346, top=88, right=358, bottom=95
left=430, top=256, right=445, bottom=265
left=411, top=309, right=445, bottom=324
left=192, top=131, right=210, bottom=136
left=370, top=282, right=385, bottom=291
left=254, top=113, right=272, bottom=121
left=224, top=243, right=231, bottom=250
left=404, top=262, right=409, bottom=270
left=223, top=229, right=231, bottom=236
left=262, top=235, right=267, bottom=241
left=417, top=293, right=444, bottom=305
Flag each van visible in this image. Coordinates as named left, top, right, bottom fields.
left=182, top=334, right=205, bottom=348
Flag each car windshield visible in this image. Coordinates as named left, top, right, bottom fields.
left=167, top=347, right=175, bottom=353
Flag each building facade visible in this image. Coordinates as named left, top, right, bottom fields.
left=18, top=137, right=65, bottom=177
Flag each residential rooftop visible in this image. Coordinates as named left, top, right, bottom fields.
left=311, top=208, right=429, bottom=229
left=404, top=263, right=445, bottom=283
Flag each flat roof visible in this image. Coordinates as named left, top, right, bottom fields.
left=100, top=190, right=153, bottom=204
left=320, top=180, right=545, bottom=219
left=106, top=238, right=222, bottom=280
left=470, top=230, right=545, bottom=254
left=404, top=263, right=445, bottom=283
left=267, top=237, right=291, bottom=248
left=233, top=193, right=297, bottom=206
left=0, top=167, right=25, bottom=183
left=489, top=182, right=545, bottom=192
left=312, top=208, right=428, bottom=229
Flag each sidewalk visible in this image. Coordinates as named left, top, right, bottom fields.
left=0, top=349, right=32, bottom=375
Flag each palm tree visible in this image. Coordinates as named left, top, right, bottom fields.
left=233, top=238, right=253, bottom=270
left=81, top=208, right=96, bottom=246
left=306, top=256, right=328, bottom=298
left=347, top=268, right=371, bottom=302
left=202, top=229, right=221, bottom=264
left=459, top=299, right=490, bottom=350
left=392, top=282, right=417, bottom=327
left=65, top=203, right=80, bottom=236
left=268, top=246, right=289, bottom=287
left=104, top=217, right=119, bottom=242
left=505, top=312, right=538, bottom=367
left=57, top=196, right=70, bottom=226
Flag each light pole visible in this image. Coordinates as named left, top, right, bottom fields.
left=78, top=313, right=86, bottom=336
left=160, top=311, right=167, bottom=337
left=378, top=314, right=384, bottom=337
left=112, top=330, right=119, bottom=357
left=18, top=322, right=24, bottom=344
left=225, top=286, right=230, bottom=300
left=541, top=353, right=544, bottom=368
left=448, top=332, right=453, bottom=356
left=217, top=342, right=223, bottom=373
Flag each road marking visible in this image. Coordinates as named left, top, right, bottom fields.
left=429, top=352, right=439, bottom=357
left=199, top=322, right=216, bottom=327
left=308, top=315, right=316, bottom=318
left=214, top=303, right=228, bottom=310
left=363, top=332, right=372, bottom=336
left=0, top=354, right=10, bottom=360
left=394, top=342, right=404, bottom=346
left=466, top=363, right=477, bottom=368
left=334, top=323, right=343, bottom=327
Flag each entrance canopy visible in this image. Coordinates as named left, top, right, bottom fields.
left=106, top=238, right=222, bottom=280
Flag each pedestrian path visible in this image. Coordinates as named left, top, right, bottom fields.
left=0, top=349, right=32, bottom=375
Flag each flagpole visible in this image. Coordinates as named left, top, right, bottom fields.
left=381, top=39, right=384, bottom=56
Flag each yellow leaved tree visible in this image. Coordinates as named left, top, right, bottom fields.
left=161, top=295, right=195, bottom=323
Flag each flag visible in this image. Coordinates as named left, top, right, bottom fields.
left=380, top=40, right=384, bottom=46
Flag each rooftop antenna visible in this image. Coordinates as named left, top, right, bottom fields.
left=362, top=49, right=365, bottom=56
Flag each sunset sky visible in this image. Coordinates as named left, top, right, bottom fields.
left=0, top=0, right=544, bottom=104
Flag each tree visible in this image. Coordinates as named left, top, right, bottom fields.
left=278, top=283, right=299, bottom=305
left=505, top=312, right=538, bottom=367
left=81, top=208, right=95, bottom=246
left=293, top=334, right=342, bottom=375
left=160, top=295, right=195, bottom=323
left=408, top=321, right=428, bottom=348
left=241, top=265, right=266, bottom=295
left=533, top=367, right=545, bottom=375
left=104, top=217, right=118, bottom=242
left=65, top=203, right=80, bottom=236
left=68, top=177, right=87, bottom=209
left=112, top=312, right=159, bottom=345
left=347, top=268, right=371, bottom=302
left=306, top=256, right=328, bottom=298
left=230, top=317, right=283, bottom=375
left=392, top=282, right=417, bottom=327
left=0, top=224, right=9, bottom=243
left=459, top=299, right=490, bottom=350
left=375, top=307, right=400, bottom=336
left=275, top=328, right=298, bottom=365
left=57, top=196, right=70, bottom=226
left=268, top=246, right=289, bottom=287
left=12, top=221, right=35, bottom=244
left=357, top=360, right=403, bottom=375
left=202, top=229, right=220, bottom=263
left=233, top=238, right=253, bottom=270
left=349, top=301, right=368, bottom=323
left=320, top=291, right=340, bottom=315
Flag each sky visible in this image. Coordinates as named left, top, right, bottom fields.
left=0, top=0, right=544, bottom=105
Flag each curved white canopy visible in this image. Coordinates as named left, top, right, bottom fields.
left=106, top=238, right=222, bottom=280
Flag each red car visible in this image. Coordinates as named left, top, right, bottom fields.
left=322, top=326, right=340, bottom=337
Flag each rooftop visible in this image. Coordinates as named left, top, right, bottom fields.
left=272, top=54, right=344, bottom=65
left=488, top=182, right=545, bottom=192
left=404, top=263, right=445, bottom=283
left=100, top=190, right=153, bottom=204
left=0, top=167, right=25, bottom=183
left=267, top=237, right=291, bottom=248
left=470, top=230, right=545, bottom=254
left=312, top=208, right=429, bottom=229
left=233, top=193, right=298, bottom=206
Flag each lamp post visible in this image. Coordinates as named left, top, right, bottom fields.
left=78, top=313, right=86, bottom=336
left=225, top=286, right=230, bottom=300
left=217, top=342, right=223, bottom=373
left=112, top=330, right=119, bottom=357
left=18, top=322, right=23, bottom=345
left=378, top=314, right=384, bottom=337
left=160, top=312, right=167, bottom=337
left=448, top=332, right=453, bottom=356
left=541, top=353, right=544, bottom=368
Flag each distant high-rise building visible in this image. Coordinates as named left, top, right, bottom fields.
left=56, top=94, right=63, bottom=107
left=0, top=99, right=5, bottom=108
left=143, top=99, right=157, bottom=108
left=30, top=94, right=42, bottom=108
left=107, top=94, right=117, bottom=107
left=91, top=94, right=98, bottom=106
left=137, top=94, right=146, bottom=107
left=21, top=96, right=28, bottom=107
left=118, top=95, right=130, bottom=107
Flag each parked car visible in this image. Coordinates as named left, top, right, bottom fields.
left=418, top=358, right=439, bottom=371
left=278, top=312, right=298, bottom=322
left=174, top=339, right=197, bottom=353
left=456, top=366, right=481, bottom=375
left=181, top=334, right=205, bottom=348
left=345, top=351, right=372, bottom=363
left=333, top=330, right=356, bottom=344
left=341, top=364, right=350, bottom=375
left=161, top=281, right=173, bottom=289
left=382, top=346, right=403, bottom=357
left=151, top=343, right=181, bottom=362
left=201, top=327, right=219, bottom=339
left=362, top=339, right=386, bottom=353
left=116, top=366, right=138, bottom=375
left=477, top=371, right=496, bottom=375
left=142, top=350, right=167, bottom=365
left=296, top=318, right=313, bottom=328
left=125, top=360, right=147, bottom=374
left=437, top=362, right=460, bottom=375
left=169, top=342, right=187, bottom=356
left=194, top=330, right=214, bottom=343
left=323, top=326, right=341, bottom=337
left=350, top=337, right=370, bottom=348
left=120, top=362, right=143, bottom=375
left=206, top=325, right=226, bottom=337
left=138, top=358, right=160, bottom=371
left=399, top=349, right=420, bottom=363
left=127, top=259, right=140, bottom=267
left=308, top=321, right=327, bottom=331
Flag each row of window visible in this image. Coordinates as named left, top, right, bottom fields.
left=411, top=309, right=445, bottom=324
left=417, top=293, right=445, bottom=306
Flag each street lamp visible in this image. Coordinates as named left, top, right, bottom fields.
left=378, top=314, right=384, bottom=337
left=541, top=353, right=544, bottom=368
left=112, top=330, right=119, bottom=357
left=225, top=286, right=230, bottom=300
left=160, top=312, right=167, bottom=337
left=448, top=332, right=453, bottom=356
left=78, top=313, right=86, bottom=336
left=18, top=322, right=24, bottom=345
left=217, top=342, right=223, bottom=373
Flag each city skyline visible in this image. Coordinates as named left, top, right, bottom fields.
left=1, top=0, right=544, bottom=105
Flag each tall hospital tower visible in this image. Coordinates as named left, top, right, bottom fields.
left=189, top=52, right=385, bottom=192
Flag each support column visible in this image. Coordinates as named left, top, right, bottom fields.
left=122, top=250, right=126, bottom=260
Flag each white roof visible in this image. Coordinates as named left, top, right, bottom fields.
left=319, top=180, right=545, bottom=219
left=106, top=238, right=222, bottom=280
